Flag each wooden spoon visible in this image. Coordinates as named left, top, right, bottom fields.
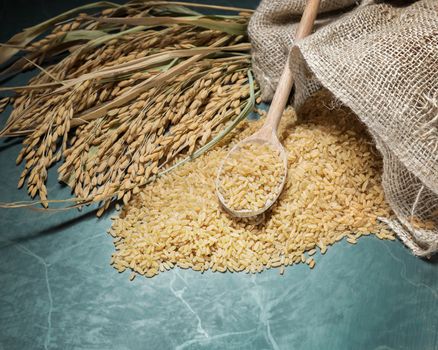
left=216, top=0, right=321, bottom=218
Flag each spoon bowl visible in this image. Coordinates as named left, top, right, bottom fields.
left=216, top=129, right=288, bottom=218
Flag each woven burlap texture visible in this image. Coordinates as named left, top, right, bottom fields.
left=249, top=0, right=438, bottom=256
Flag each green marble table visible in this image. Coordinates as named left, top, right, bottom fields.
left=0, top=1, right=437, bottom=349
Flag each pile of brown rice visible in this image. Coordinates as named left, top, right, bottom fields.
left=109, top=92, right=394, bottom=279
left=217, top=142, right=284, bottom=212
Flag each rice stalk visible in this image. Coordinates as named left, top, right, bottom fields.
left=0, top=1, right=259, bottom=214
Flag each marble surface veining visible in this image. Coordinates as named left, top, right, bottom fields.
left=0, top=1, right=437, bottom=349
left=0, top=195, right=437, bottom=350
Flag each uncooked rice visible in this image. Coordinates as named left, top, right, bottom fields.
left=109, top=92, right=394, bottom=278
left=217, top=142, right=283, bottom=212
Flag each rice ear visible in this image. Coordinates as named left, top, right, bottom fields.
left=0, top=2, right=257, bottom=213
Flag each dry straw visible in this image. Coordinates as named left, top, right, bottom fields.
left=0, top=1, right=259, bottom=214
left=109, top=91, right=394, bottom=279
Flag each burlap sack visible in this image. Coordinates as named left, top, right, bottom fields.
left=249, top=0, right=438, bottom=256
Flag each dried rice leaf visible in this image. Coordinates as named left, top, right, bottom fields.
left=62, top=29, right=108, bottom=42
left=144, top=1, right=254, bottom=13
left=91, top=15, right=247, bottom=35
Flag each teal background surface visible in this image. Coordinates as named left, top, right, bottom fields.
left=0, top=1, right=437, bottom=349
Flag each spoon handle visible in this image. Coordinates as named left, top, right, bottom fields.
left=261, top=0, right=320, bottom=134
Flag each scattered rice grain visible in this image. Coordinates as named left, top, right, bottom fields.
left=110, top=94, right=394, bottom=279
